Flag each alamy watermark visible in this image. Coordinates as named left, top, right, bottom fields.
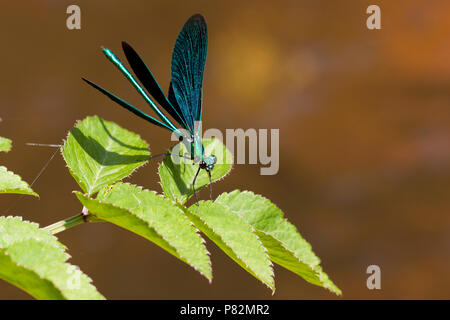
left=66, top=5, right=81, bottom=30
left=366, top=265, right=381, bottom=290
left=170, top=121, right=280, bottom=175
left=366, top=5, right=381, bottom=30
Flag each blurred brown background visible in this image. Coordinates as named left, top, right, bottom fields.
left=0, top=0, right=449, bottom=299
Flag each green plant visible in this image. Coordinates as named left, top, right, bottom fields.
left=0, top=116, right=341, bottom=299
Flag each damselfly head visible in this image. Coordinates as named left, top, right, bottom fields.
left=202, top=155, right=216, bottom=171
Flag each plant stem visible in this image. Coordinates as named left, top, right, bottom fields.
left=44, top=213, right=89, bottom=235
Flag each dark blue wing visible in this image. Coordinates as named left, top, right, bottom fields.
left=169, top=14, right=208, bottom=135
left=82, top=77, right=174, bottom=131
left=121, top=41, right=189, bottom=130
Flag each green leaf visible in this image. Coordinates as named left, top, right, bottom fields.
left=186, top=201, right=274, bottom=291
left=158, top=138, right=232, bottom=204
left=0, top=216, right=104, bottom=300
left=215, top=190, right=341, bottom=295
left=62, top=116, right=150, bottom=195
left=76, top=182, right=212, bottom=281
left=0, top=137, right=11, bottom=152
left=0, top=137, right=37, bottom=196
left=0, top=166, right=38, bottom=197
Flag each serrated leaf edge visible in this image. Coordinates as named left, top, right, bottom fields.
left=76, top=185, right=212, bottom=281
left=0, top=216, right=103, bottom=299
left=217, top=190, right=341, bottom=295
left=0, top=166, right=39, bottom=197
left=61, top=116, right=151, bottom=195
left=100, top=182, right=212, bottom=281
left=185, top=201, right=275, bottom=292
